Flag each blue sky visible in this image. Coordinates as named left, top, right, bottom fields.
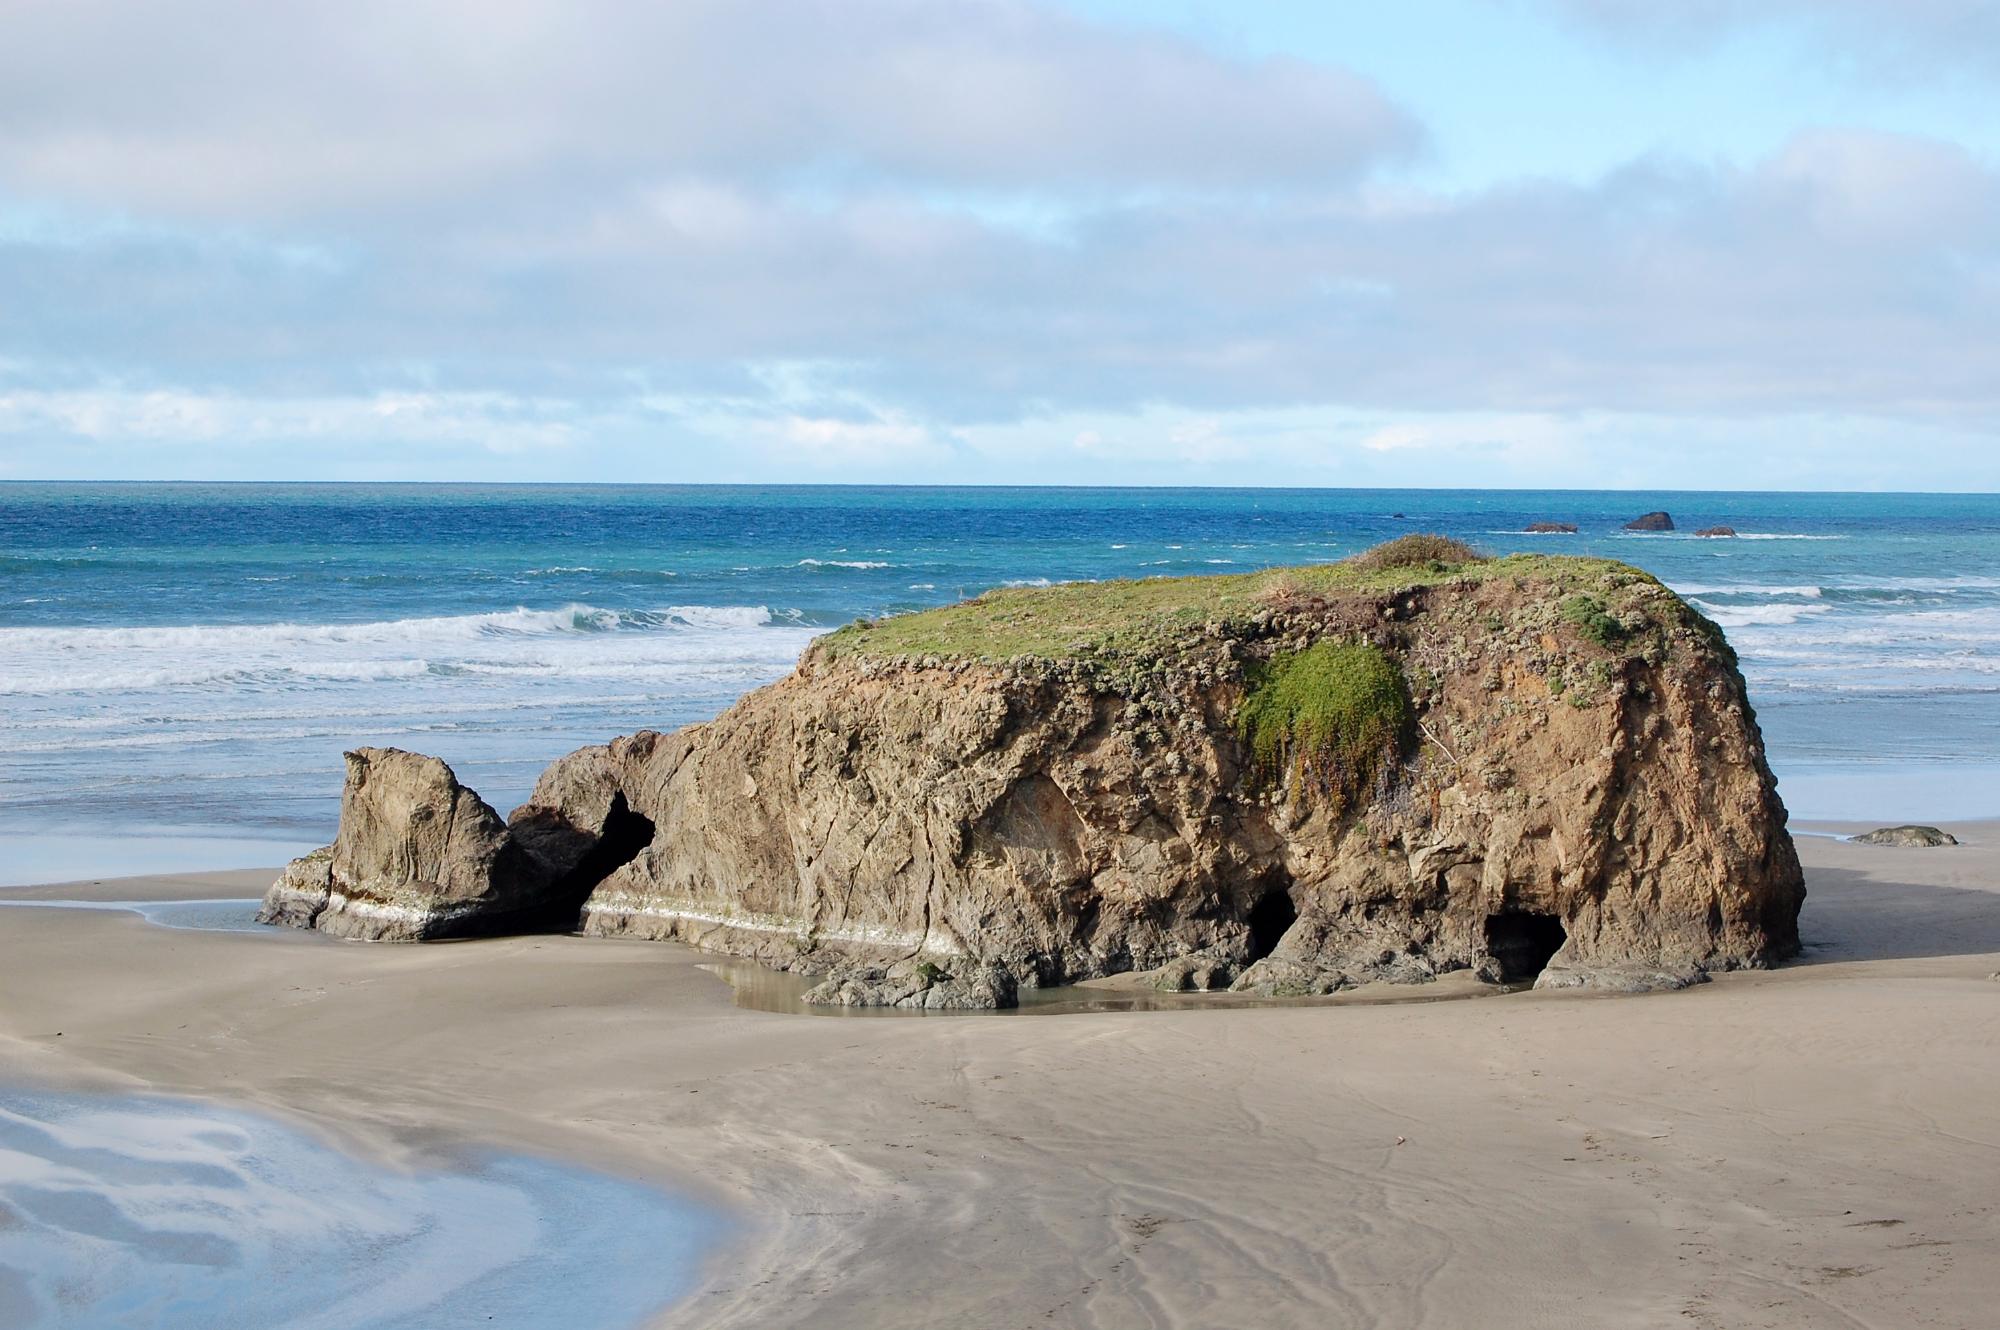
left=2, top=0, right=1996, bottom=488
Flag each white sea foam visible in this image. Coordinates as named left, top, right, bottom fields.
left=0, top=604, right=812, bottom=696
left=1670, top=583, right=1824, bottom=598
left=1692, top=601, right=1834, bottom=627
left=796, top=558, right=891, bottom=569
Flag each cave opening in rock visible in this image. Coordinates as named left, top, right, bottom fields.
left=518, top=794, right=657, bottom=935
left=566, top=795, right=655, bottom=894
left=1245, top=886, right=1299, bottom=961
left=1483, top=911, right=1567, bottom=982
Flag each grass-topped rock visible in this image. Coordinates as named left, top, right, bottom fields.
left=270, top=537, right=1806, bottom=1009
left=817, top=535, right=1713, bottom=673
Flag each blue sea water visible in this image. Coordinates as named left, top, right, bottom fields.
left=3, top=482, right=1997, bottom=879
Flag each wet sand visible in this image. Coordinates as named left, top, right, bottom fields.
left=2, top=828, right=1997, bottom=1329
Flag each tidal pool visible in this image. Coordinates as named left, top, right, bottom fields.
left=0, top=897, right=267, bottom=933
left=0, top=1090, right=719, bottom=1329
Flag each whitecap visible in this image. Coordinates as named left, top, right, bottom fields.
left=1690, top=600, right=1834, bottom=627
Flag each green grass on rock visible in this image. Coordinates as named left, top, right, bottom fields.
left=1236, top=641, right=1413, bottom=807
left=819, top=546, right=1654, bottom=667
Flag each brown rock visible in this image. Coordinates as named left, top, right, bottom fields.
left=572, top=567, right=1801, bottom=998
left=1852, top=825, right=1958, bottom=848
left=258, top=747, right=599, bottom=940
left=1695, top=526, right=1738, bottom=539
left=1524, top=522, right=1578, bottom=534
left=1624, top=511, right=1675, bottom=532
left=276, top=558, right=1805, bottom=1002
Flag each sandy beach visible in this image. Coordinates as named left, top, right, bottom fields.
left=2, top=828, right=1997, bottom=1329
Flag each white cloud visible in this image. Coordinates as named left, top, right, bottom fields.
left=0, top=3, right=1996, bottom=485
left=0, top=0, right=1416, bottom=220
left=1529, top=0, right=2000, bottom=77
left=0, top=389, right=575, bottom=453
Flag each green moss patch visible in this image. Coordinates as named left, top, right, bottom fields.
left=1560, top=594, right=1628, bottom=649
left=1237, top=641, right=1412, bottom=808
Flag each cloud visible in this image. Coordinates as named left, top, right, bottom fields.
left=0, top=388, right=576, bottom=453
left=0, top=2, right=1996, bottom=484
left=6, top=126, right=1999, bottom=455
left=0, top=0, right=1417, bottom=220
left=1526, top=1, right=2000, bottom=77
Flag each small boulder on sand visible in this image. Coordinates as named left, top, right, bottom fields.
left=1852, top=825, right=1958, bottom=848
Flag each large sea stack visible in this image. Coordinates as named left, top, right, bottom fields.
left=264, top=540, right=1805, bottom=1005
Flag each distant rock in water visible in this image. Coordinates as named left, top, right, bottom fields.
left=1852, top=825, right=1958, bottom=848
left=1624, top=511, right=1675, bottom=532
left=1695, top=526, right=1738, bottom=538
left=263, top=548, right=1805, bottom=1002
left=1524, top=522, right=1578, bottom=534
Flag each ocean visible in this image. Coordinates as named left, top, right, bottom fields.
left=3, top=483, right=1997, bottom=882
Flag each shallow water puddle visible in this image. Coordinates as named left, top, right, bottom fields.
left=0, top=897, right=267, bottom=933
left=0, top=1090, right=718, bottom=1330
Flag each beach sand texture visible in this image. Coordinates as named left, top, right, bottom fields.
left=2, top=830, right=1996, bottom=1329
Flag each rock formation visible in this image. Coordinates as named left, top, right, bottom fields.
left=263, top=548, right=1805, bottom=1005
left=259, top=747, right=639, bottom=940
left=1694, top=526, right=1738, bottom=539
left=1853, top=825, right=1958, bottom=847
left=1524, top=522, right=1578, bottom=534
left=1624, top=511, right=1675, bottom=532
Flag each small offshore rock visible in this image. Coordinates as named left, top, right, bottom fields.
left=1523, top=522, right=1578, bottom=534
left=1623, top=511, right=1676, bottom=532
left=1852, top=825, right=1958, bottom=848
left=1694, top=526, right=1738, bottom=538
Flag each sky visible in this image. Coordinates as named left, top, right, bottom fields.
left=2, top=0, right=1997, bottom=488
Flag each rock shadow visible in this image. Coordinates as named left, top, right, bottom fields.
left=1791, top=863, right=2000, bottom=964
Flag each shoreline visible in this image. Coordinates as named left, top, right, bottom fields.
left=4, top=825, right=1999, bottom=1327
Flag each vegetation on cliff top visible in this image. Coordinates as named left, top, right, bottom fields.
left=1342, top=533, right=1486, bottom=573
left=818, top=539, right=1684, bottom=666
left=1237, top=641, right=1412, bottom=808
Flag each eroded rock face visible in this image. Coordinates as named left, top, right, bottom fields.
left=569, top=570, right=1801, bottom=999
left=259, top=747, right=610, bottom=940
left=270, top=562, right=1805, bottom=1004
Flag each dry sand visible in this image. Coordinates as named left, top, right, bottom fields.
left=3, top=828, right=1997, bottom=1329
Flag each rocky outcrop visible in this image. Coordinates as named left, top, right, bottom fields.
left=265, top=554, right=1805, bottom=1004
left=258, top=747, right=630, bottom=940
left=1524, top=522, right=1578, bottom=534
left=1694, top=526, right=1738, bottom=538
left=1624, top=512, right=1675, bottom=532
left=1853, top=825, right=1958, bottom=847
